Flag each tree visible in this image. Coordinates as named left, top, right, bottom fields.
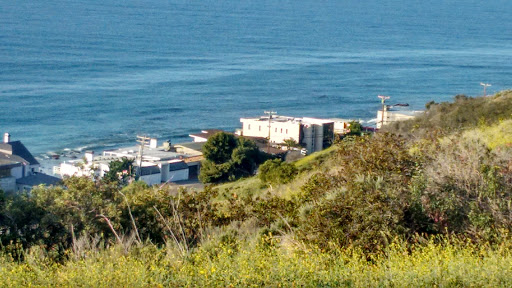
left=202, top=132, right=238, bottom=164
left=200, top=133, right=264, bottom=183
left=198, top=160, right=233, bottom=183
left=283, top=138, right=299, bottom=150
left=347, top=121, right=362, bottom=136
left=103, top=158, right=134, bottom=185
left=231, top=137, right=261, bottom=178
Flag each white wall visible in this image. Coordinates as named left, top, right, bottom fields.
left=241, top=118, right=302, bottom=144
left=376, top=110, right=417, bottom=129
left=160, top=164, right=169, bottom=182
left=27, top=164, right=40, bottom=176
left=59, top=162, right=83, bottom=177
left=10, top=166, right=23, bottom=179
left=140, top=173, right=161, bottom=186
left=169, top=169, right=189, bottom=182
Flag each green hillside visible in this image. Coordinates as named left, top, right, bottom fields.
left=2, top=91, right=512, bottom=286
left=383, top=90, right=512, bottom=136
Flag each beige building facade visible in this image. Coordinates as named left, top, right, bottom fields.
left=240, top=115, right=334, bottom=153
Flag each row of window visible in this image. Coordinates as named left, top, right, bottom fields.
left=247, top=124, right=288, bottom=134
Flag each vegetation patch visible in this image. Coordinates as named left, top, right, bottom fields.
left=3, top=91, right=512, bottom=285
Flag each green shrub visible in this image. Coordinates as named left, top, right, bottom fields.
left=200, top=133, right=264, bottom=183
left=258, top=159, right=298, bottom=186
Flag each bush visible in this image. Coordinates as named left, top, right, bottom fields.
left=258, top=159, right=298, bottom=186
left=294, top=133, right=425, bottom=251
left=419, top=135, right=512, bottom=240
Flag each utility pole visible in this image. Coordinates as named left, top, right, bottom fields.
left=264, top=110, right=277, bottom=153
left=378, top=95, right=390, bottom=129
left=136, top=135, right=150, bottom=177
left=480, top=82, right=491, bottom=97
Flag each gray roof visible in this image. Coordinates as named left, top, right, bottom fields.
left=0, top=159, right=23, bottom=169
left=169, top=161, right=189, bottom=171
left=16, top=173, right=61, bottom=186
left=0, top=141, right=39, bottom=165
left=175, top=142, right=205, bottom=152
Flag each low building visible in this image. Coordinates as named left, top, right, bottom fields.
left=0, top=133, right=60, bottom=192
left=240, top=115, right=334, bottom=154
left=103, top=138, right=196, bottom=183
left=58, top=138, right=199, bottom=185
left=58, top=151, right=115, bottom=179
left=330, top=119, right=354, bottom=135
left=376, top=108, right=423, bottom=129
left=138, top=163, right=162, bottom=186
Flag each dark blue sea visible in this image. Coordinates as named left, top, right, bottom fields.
left=1, top=0, right=512, bottom=156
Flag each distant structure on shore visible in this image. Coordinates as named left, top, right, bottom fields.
left=0, top=132, right=60, bottom=193
left=56, top=136, right=204, bottom=186
left=239, top=115, right=336, bottom=154
left=376, top=96, right=423, bottom=129
left=35, top=109, right=380, bottom=187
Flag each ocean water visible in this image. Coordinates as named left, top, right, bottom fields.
left=1, top=0, right=511, bottom=156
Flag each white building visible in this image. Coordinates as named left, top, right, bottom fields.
left=57, top=138, right=196, bottom=185
left=103, top=139, right=192, bottom=183
left=330, top=118, right=355, bottom=135
left=58, top=151, right=114, bottom=179
left=240, top=115, right=334, bottom=154
left=376, top=108, right=423, bottom=129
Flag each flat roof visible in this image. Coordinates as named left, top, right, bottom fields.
left=104, top=145, right=186, bottom=161
left=189, top=129, right=224, bottom=139
left=241, top=115, right=334, bottom=125
left=174, top=142, right=205, bottom=152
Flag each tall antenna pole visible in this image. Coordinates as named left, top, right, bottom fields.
left=480, top=82, right=491, bottom=97
left=264, top=110, right=277, bottom=153
left=378, top=95, right=390, bottom=129
left=136, top=135, right=150, bottom=177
